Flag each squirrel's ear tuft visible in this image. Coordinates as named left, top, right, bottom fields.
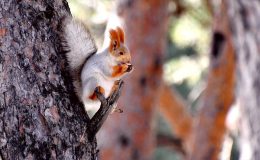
left=109, top=29, right=120, bottom=51
left=116, top=27, right=125, bottom=43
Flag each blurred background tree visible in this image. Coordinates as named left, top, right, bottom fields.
left=226, top=1, right=260, bottom=160
left=65, top=0, right=258, bottom=160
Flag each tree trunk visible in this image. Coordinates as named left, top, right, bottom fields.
left=0, top=0, right=97, bottom=159
left=226, top=1, right=260, bottom=160
left=187, top=1, right=236, bottom=159
left=98, top=0, right=169, bottom=160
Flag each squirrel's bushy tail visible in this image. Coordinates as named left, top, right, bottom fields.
left=63, top=18, right=97, bottom=98
left=64, top=18, right=97, bottom=71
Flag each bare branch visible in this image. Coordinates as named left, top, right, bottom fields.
left=87, top=80, right=124, bottom=141
left=159, top=84, right=192, bottom=144
left=157, top=134, right=186, bottom=155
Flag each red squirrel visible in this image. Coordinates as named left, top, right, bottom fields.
left=63, top=18, right=133, bottom=117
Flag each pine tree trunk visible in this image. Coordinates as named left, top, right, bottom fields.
left=226, top=1, right=260, bottom=160
left=187, top=1, right=236, bottom=159
left=0, top=0, right=96, bottom=159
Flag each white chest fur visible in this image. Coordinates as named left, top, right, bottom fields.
left=80, top=51, right=117, bottom=117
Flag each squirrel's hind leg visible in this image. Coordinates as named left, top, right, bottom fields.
left=89, top=86, right=105, bottom=100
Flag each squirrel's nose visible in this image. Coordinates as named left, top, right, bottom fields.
left=126, top=64, right=133, bottom=72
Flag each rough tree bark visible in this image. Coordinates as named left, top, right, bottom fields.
left=0, top=0, right=99, bottom=159
left=187, top=1, right=236, bottom=159
left=98, top=0, right=169, bottom=160
left=226, top=1, right=260, bottom=160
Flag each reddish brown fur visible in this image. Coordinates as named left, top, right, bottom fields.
left=109, top=27, right=132, bottom=77
left=116, top=27, right=125, bottom=43
left=88, top=86, right=105, bottom=100
left=109, top=27, right=126, bottom=52
left=109, top=29, right=120, bottom=52
left=111, top=64, right=129, bottom=77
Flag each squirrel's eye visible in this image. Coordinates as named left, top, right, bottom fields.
left=119, top=52, right=124, bottom=55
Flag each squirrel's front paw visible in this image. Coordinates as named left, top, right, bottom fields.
left=112, top=64, right=133, bottom=78
left=121, top=63, right=133, bottom=73
left=126, top=64, right=133, bottom=72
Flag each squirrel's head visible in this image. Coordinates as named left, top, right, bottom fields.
left=109, top=27, right=131, bottom=64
